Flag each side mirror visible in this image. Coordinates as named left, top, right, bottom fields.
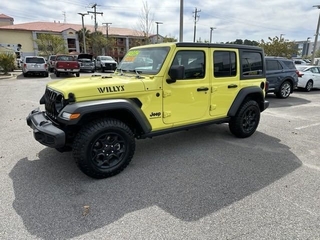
left=167, top=65, right=185, bottom=84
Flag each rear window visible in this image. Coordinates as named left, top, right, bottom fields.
left=56, top=56, right=75, bottom=61
left=26, top=57, right=45, bottom=64
left=49, top=56, right=56, bottom=60
left=295, top=66, right=308, bottom=71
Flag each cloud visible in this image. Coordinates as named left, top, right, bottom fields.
left=1, top=0, right=320, bottom=43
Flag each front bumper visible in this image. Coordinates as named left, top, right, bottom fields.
left=26, top=108, right=65, bottom=148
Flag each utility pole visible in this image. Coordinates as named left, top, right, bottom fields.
left=102, top=22, right=112, bottom=56
left=102, top=22, right=112, bottom=38
left=280, top=33, right=285, bottom=41
left=179, top=0, right=183, bottom=42
left=78, top=13, right=88, bottom=53
left=87, top=3, right=103, bottom=56
left=210, top=27, right=216, bottom=43
left=155, top=21, right=163, bottom=43
left=87, top=3, right=103, bottom=33
left=311, top=5, right=320, bottom=65
left=193, top=7, right=201, bottom=43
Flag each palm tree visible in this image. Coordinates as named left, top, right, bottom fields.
left=76, top=28, right=91, bottom=53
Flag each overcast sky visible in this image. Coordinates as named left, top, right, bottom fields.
left=2, top=0, right=320, bottom=43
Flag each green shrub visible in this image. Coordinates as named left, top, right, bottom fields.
left=0, top=53, right=15, bottom=74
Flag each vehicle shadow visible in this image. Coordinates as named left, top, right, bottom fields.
left=16, top=73, right=47, bottom=79
left=266, top=94, right=310, bottom=108
left=10, top=125, right=302, bottom=239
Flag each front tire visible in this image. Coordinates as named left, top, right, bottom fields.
left=229, top=100, right=260, bottom=138
left=276, top=80, right=292, bottom=98
left=305, top=80, right=313, bottom=92
left=73, top=119, right=135, bottom=179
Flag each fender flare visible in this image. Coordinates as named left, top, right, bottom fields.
left=57, top=99, right=152, bottom=134
left=228, top=86, right=264, bottom=117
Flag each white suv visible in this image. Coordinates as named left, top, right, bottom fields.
left=22, top=56, right=48, bottom=77
left=95, top=56, right=117, bottom=72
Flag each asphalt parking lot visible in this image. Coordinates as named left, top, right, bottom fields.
left=0, top=73, right=320, bottom=239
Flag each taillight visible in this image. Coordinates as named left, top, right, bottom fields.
left=296, top=70, right=303, bottom=77
left=23, top=63, right=26, bottom=68
left=45, top=64, right=47, bottom=68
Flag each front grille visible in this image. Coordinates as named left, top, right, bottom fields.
left=44, top=88, right=59, bottom=120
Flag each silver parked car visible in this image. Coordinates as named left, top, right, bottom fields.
left=77, top=54, right=95, bottom=73
left=22, top=56, right=48, bottom=77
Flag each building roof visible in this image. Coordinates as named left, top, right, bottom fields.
left=0, top=14, right=13, bottom=20
left=0, top=21, right=145, bottom=37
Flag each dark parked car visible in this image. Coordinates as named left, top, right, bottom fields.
left=265, top=57, right=298, bottom=98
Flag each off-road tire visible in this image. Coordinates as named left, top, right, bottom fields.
left=229, top=100, right=260, bottom=138
left=276, top=80, right=292, bottom=99
left=73, top=118, right=135, bottom=179
left=305, top=80, right=313, bottom=92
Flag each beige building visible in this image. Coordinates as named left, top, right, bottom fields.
left=0, top=14, right=163, bottom=62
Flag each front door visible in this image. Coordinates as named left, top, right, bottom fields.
left=162, top=50, right=210, bottom=124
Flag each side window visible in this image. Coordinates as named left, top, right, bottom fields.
left=311, top=67, right=319, bottom=73
left=242, top=52, right=263, bottom=76
left=213, top=51, right=236, bottom=77
left=266, top=60, right=282, bottom=71
left=171, top=50, right=205, bottom=80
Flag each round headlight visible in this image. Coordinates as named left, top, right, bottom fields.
left=55, top=94, right=65, bottom=113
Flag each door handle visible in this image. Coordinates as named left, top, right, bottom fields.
left=197, top=87, right=209, bottom=92
left=228, top=84, right=238, bottom=88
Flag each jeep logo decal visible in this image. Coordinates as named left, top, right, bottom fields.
left=150, top=112, right=161, bottom=118
left=97, top=86, right=125, bottom=93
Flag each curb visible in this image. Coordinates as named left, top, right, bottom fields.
left=0, top=73, right=19, bottom=80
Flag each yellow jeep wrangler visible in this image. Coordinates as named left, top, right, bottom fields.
left=26, top=42, right=269, bottom=179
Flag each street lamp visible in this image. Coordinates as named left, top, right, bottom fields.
left=311, top=5, right=320, bottom=65
left=78, top=13, right=88, bottom=53
left=305, top=37, right=311, bottom=56
left=210, top=27, right=216, bottom=43
left=155, top=21, right=163, bottom=43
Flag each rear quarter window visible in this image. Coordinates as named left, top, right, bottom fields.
left=241, top=51, right=263, bottom=77
left=282, top=60, right=296, bottom=69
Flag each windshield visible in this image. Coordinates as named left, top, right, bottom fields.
left=117, top=47, right=170, bottom=74
left=100, top=56, right=114, bottom=61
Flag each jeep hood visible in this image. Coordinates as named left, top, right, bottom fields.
left=47, top=76, right=145, bottom=101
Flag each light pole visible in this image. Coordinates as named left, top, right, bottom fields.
left=78, top=13, right=88, bottom=53
left=311, top=5, right=320, bottom=65
left=179, top=0, right=183, bottom=42
left=155, top=21, right=163, bottom=43
left=305, top=37, right=311, bottom=56
left=210, top=27, right=216, bottom=43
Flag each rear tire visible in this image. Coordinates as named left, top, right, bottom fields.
left=276, top=80, right=292, bottom=98
left=305, top=80, right=313, bottom=92
left=76, top=73, right=80, bottom=77
left=73, top=118, right=135, bottom=179
left=55, top=71, right=60, bottom=77
left=229, top=100, right=260, bottom=138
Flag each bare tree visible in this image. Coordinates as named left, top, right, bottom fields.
left=136, top=1, right=154, bottom=44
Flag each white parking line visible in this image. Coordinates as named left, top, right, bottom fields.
left=295, top=122, right=320, bottom=130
